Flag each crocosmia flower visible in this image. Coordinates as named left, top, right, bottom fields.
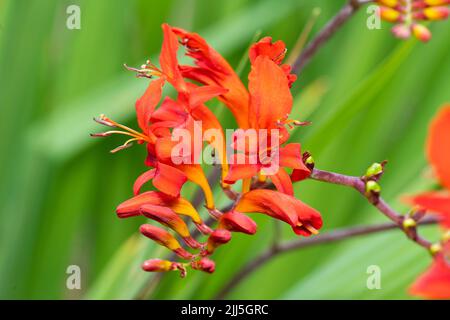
left=93, top=24, right=322, bottom=277
left=409, top=105, right=450, bottom=299
left=377, top=0, right=450, bottom=42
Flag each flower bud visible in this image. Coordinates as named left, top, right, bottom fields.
left=191, top=258, right=215, bottom=273
left=402, top=217, right=417, bottom=229
left=380, top=6, right=402, bottom=22
left=430, top=243, right=442, bottom=255
left=423, top=6, right=449, bottom=20
left=141, top=259, right=174, bottom=272
left=365, top=180, right=381, bottom=194
left=219, top=211, right=258, bottom=235
left=139, top=224, right=193, bottom=259
left=140, top=204, right=201, bottom=248
left=391, top=24, right=411, bottom=39
left=412, top=24, right=432, bottom=42
left=365, top=162, right=384, bottom=178
left=207, top=229, right=231, bottom=254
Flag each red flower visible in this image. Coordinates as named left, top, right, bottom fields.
left=410, top=243, right=450, bottom=299
left=409, top=105, right=450, bottom=299
left=410, top=106, right=450, bottom=228
left=95, top=24, right=322, bottom=276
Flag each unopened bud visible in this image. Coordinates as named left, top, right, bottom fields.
left=191, top=258, right=215, bottom=273
left=402, top=217, right=417, bottom=229
left=430, top=242, right=442, bottom=255
left=412, top=24, right=432, bottom=42
left=366, top=180, right=381, bottom=194
left=422, top=6, right=449, bottom=20
left=142, top=259, right=174, bottom=272
left=140, top=205, right=201, bottom=249
left=219, top=211, right=257, bottom=235
left=365, top=162, right=384, bottom=178
left=207, top=229, right=231, bottom=254
left=391, top=24, right=411, bottom=39
left=139, top=224, right=193, bottom=259
left=380, top=6, right=402, bottom=22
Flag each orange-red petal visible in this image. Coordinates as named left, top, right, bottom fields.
left=279, top=143, right=306, bottom=169
left=235, top=189, right=298, bottom=226
left=189, top=85, right=228, bottom=108
left=270, top=167, right=294, bottom=196
left=248, top=56, right=293, bottom=130
left=135, top=77, right=165, bottom=135
left=133, top=168, right=156, bottom=195
left=235, top=189, right=322, bottom=236
left=427, top=105, right=450, bottom=190
left=224, top=160, right=259, bottom=184
left=410, top=191, right=450, bottom=228
left=160, top=24, right=186, bottom=92
left=409, top=252, right=450, bottom=299
left=219, top=211, right=257, bottom=235
left=153, top=163, right=187, bottom=197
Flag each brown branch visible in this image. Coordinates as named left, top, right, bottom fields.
left=215, top=216, right=438, bottom=299
left=292, top=0, right=372, bottom=75
left=309, top=168, right=433, bottom=249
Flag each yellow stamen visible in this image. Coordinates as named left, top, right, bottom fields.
left=304, top=224, right=319, bottom=235
left=110, top=138, right=143, bottom=153
left=100, top=115, right=149, bottom=141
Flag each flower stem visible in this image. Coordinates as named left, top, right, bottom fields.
left=291, top=0, right=372, bottom=75
left=214, top=167, right=438, bottom=299
left=214, top=216, right=438, bottom=299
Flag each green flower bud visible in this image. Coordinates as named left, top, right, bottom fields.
left=365, top=180, right=381, bottom=194
left=365, top=162, right=383, bottom=178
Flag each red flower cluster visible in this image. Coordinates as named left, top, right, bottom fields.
left=377, top=0, right=449, bottom=42
left=409, top=105, right=450, bottom=299
left=93, top=24, right=322, bottom=276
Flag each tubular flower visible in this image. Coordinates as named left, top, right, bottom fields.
left=95, top=24, right=322, bottom=277
left=408, top=105, right=450, bottom=299
left=235, top=189, right=323, bottom=236
left=218, top=211, right=258, bottom=235
left=140, top=224, right=193, bottom=259
left=377, top=0, right=450, bottom=42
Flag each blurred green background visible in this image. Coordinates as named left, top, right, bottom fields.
left=0, top=0, right=449, bottom=299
